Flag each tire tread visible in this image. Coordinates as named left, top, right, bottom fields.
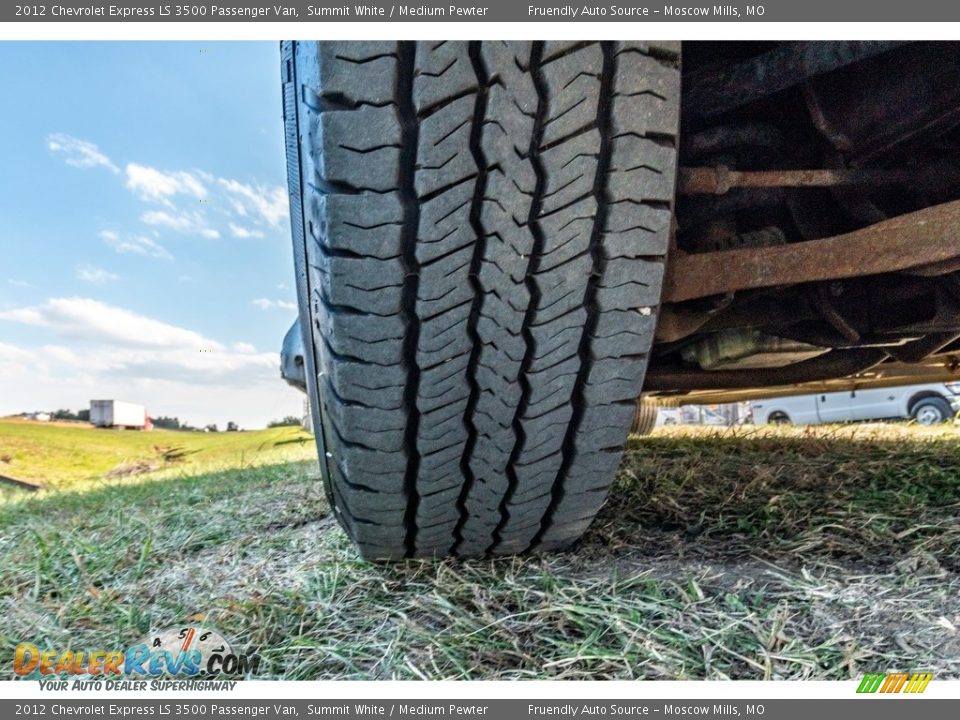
left=284, top=40, right=679, bottom=559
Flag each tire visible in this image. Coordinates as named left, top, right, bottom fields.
left=767, top=411, right=791, bottom=425
left=911, top=396, right=952, bottom=425
left=282, top=41, right=681, bottom=559
left=630, top=398, right=658, bottom=436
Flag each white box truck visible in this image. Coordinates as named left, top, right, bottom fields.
left=89, top=400, right=148, bottom=430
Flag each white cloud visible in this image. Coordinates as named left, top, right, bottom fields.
left=104, top=164, right=289, bottom=246
left=0, top=298, right=299, bottom=427
left=47, top=133, right=119, bottom=173
left=141, top=209, right=219, bottom=238
left=252, top=298, right=297, bottom=311
left=75, top=265, right=119, bottom=285
left=126, top=163, right=208, bottom=205
left=0, top=341, right=299, bottom=429
left=219, top=178, right=288, bottom=227
left=0, top=297, right=215, bottom=350
left=0, top=342, right=37, bottom=388
left=141, top=210, right=188, bottom=230
left=7, top=279, right=32, bottom=288
left=228, top=223, right=265, bottom=239
left=100, top=231, right=173, bottom=260
left=0, top=341, right=34, bottom=367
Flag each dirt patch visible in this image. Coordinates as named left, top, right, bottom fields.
left=0, top=473, right=40, bottom=492
left=153, top=445, right=196, bottom=463
left=104, top=460, right=159, bottom=478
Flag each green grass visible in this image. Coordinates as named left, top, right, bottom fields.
left=0, top=418, right=316, bottom=491
left=0, top=423, right=958, bottom=680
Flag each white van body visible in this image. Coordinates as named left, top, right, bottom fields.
left=751, top=383, right=960, bottom=426
left=656, top=408, right=683, bottom=426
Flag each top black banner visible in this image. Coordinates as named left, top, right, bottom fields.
left=6, top=0, right=960, bottom=22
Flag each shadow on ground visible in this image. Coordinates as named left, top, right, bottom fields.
left=1, top=426, right=957, bottom=680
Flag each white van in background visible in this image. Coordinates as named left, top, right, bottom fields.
left=751, top=383, right=960, bottom=426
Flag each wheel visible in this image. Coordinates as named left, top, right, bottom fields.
left=630, top=398, right=658, bottom=436
left=768, top=411, right=792, bottom=425
left=282, top=41, right=681, bottom=559
left=911, top=396, right=952, bottom=425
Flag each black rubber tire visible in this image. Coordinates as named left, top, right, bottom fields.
left=911, top=396, right=952, bottom=425
left=630, top=398, right=658, bottom=436
left=768, top=411, right=792, bottom=425
left=282, top=41, right=681, bottom=560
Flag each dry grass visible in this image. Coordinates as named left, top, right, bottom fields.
left=0, top=423, right=957, bottom=680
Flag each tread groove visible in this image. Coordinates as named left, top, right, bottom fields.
left=398, top=42, right=423, bottom=558
left=490, top=42, right=548, bottom=555
left=453, top=41, right=490, bottom=557
left=530, top=41, right=615, bottom=553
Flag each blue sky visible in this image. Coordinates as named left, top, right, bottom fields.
left=0, top=42, right=305, bottom=428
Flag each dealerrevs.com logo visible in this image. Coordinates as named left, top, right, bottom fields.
left=14, top=626, right=261, bottom=680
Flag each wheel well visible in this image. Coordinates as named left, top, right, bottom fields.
left=907, top=391, right=948, bottom=415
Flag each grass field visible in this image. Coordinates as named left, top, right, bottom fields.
left=0, top=418, right=316, bottom=491
left=1, top=421, right=958, bottom=680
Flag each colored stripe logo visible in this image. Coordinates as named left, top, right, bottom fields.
left=857, top=672, right=933, bottom=694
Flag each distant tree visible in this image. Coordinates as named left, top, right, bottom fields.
left=51, top=408, right=88, bottom=421
left=48, top=408, right=92, bottom=422
left=205, top=423, right=219, bottom=433
left=226, top=421, right=239, bottom=432
left=268, top=415, right=303, bottom=428
left=152, top=416, right=182, bottom=430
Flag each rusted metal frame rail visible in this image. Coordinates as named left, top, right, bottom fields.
left=663, top=199, right=960, bottom=304
left=677, top=166, right=912, bottom=195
